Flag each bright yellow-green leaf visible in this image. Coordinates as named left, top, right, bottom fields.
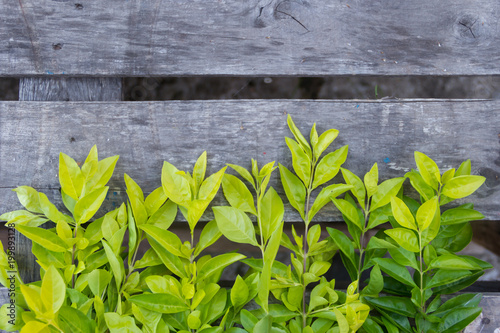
left=56, top=219, right=73, bottom=240
left=287, top=115, right=312, bottom=158
left=416, top=196, right=439, bottom=231
left=102, top=240, right=123, bottom=289
left=124, top=173, right=144, bottom=202
left=364, top=163, right=379, bottom=198
left=222, top=174, right=256, bottom=215
left=13, top=186, right=44, bottom=213
left=212, top=206, right=258, bottom=246
left=441, top=168, right=455, bottom=184
left=162, top=161, right=192, bottom=206
left=334, top=307, right=349, bottom=333
left=370, top=177, right=405, bottom=212
left=332, top=198, right=363, bottom=230
left=198, top=167, right=227, bottom=202
left=20, top=320, right=50, bottom=333
left=286, top=137, right=312, bottom=185
left=279, top=164, right=306, bottom=220
left=314, top=128, right=339, bottom=160
left=415, top=151, right=441, bottom=190
left=140, top=224, right=184, bottom=257
left=20, top=285, right=44, bottom=314
left=144, top=187, right=168, bottom=216
left=442, top=175, right=485, bottom=199
left=74, top=187, right=109, bottom=224
left=193, top=151, right=207, bottom=190
left=129, top=294, right=189, bottom=314
left=312, top=146, right=348, bottom=189
left=41, top=265, right=66, bottom=316
left=84, top=155, right=119, bottom=194
left=310, top=123, right=319, bottom=155
left=260, top=187, right=284, bottom=242
left=16, top=225, right=68, bottom=252
left=231, top=275, right=249, bottom=308
left=227, top=163, right=256, bottom=189
left=456, top=159, right=471, bottom=176
left=59, top=152, right=84, bottom=200
left=385, top=228, right=420, bottom=252
left=104, top=313, right=142, bottom=333
left=390, top=197, right=417, bottom=230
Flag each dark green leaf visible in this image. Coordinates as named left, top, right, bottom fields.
left=364, top=296, right=417, bottom=317
left=438, top=307, right=482, bottom=333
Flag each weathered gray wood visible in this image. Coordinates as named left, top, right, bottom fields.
left=19, top=78, right=122, bottom=101
left=2, top=0, right=500, bottom=76
left=13, top=78, right=122, bottom=284
left=0, top=99, right=498, bottom=221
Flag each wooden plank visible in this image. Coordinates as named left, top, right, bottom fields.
left=19, top=78, right=122, bottom=101
left=2, top=0, right=500, bottom=76
left=13, top=78, right=122, bottom=284
left=0, top=99, right=498, bottom=222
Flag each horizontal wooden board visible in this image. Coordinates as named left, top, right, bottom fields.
left=0, top=100, right=498, bottom=222
left=2, top=1, right=500, bottom=76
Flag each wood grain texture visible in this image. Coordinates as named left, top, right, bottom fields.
left=0, top=100, right=498, bottom=222
left=19, top=78, right=122, bottom=101
left=14, top=78, right=122, bottom=284
left=2, top=0, right=500, bottom=76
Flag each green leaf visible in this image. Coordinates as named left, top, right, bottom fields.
left=438, top=307, right=482, bottom=333
left=198, top=253, right=246, bottom=281
left=426, top=270, right=473, bottom=289
left=370, top=177, right=405, bottom=212
left=227, top=163, right=256, bottom=189
left=388, top=247, right=419, bottom=270
left=195, top=220, right=222, bottom=257
left=240, top=309, right=258, bottom=332
left=327, top=228, right=356, bottom=268
left=287, top=115, right=312, bottom=158
left=86, top=154, right=119, bottom=190
left=38, top=192, right=72, bottom=223
left=362, top=264, right=384, bottom=296
left=312, top=146, right=348, bottom=189
left=340, top=167, right=365, bottom=208
left=390, top=197, right=417, bottom=231
left=373, top=258, right=417, bottom=287
left=441, top=175, right=485, bottom=199
left=134, top=248, right=162, bottom=269
left=364, top=296, right=416, bottom=318
left=129, top=293, right=189, bottom=313
left=416, top=196, right=438, bottom=231
left=260, top=187, right=284, bottom=242
left=222, top=174, right=256, bottom=215
left=332, top=198, right=363, bottom=230
left=279, top=164, right=306, bottom=220
left=456, top=159, right=471, bottom=176
left=213, top=206, right=258, bottom=246
left=162, top=161, right=192, bottom=206
left=367, top=204, right=392, bottom=229
left=140, top=224, right=183, bottom=257
left=147, top=199, right=177, bottom=229
left=310, top=123, right=319, bottom=153
left=16, top=225, right=68, bottom=252
left=193, top=151, right=207, bottom=189
left=385, top=228, right=419, bottom=253
left=308, top=184, right=352, bottom=223
left=286, top=137, right=312, bottom=185
left=254, top=314, right=272, bottom=332
left=59, top=152, right=84, bottom=200
left=414, top=151, right=441, bottom=190
left=429, top=254, right=482, bottom=270
left=441, top=168, right=455, bottom=184
left=231, top=275, right=249, bottom=308
left=41, top=265, right=66, bottom=315
left=144, top=187, right=168, bottom=216
left=314, top=128, right=339, bottom=160
left=58, top=305, right=95, bottom=333
left=13, top=186, right=44, bottom=213
left=433, top=294, right=482, bottom=316
left=364, top=163, right=379, bottom=198
left=104, top=313, right=142, bottom=333
left=198, top=167, right=227, bottom=202
left=102, top=239, right=124, bottom=289
left=147, top=237, right=187, bottom=278
left=74, top=186, right=109, bottom=224
left=405, top=170, right=435, bottom=202
left=88, top=269, right=112, bottom=297
left=441, top=208, right=484, bottom=225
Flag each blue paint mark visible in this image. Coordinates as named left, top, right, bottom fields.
left=46, top=71, right=54, bottom=75
left=113, top=192, right=117, bottom=196
left=356, top=105, right=360, bottom=108
left=384, top=157, right=391, bottom=163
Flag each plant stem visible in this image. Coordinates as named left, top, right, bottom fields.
left=419, top=232, right=425, bottom=313
left=71, top=224, right=79, bottom=289
left=356, top=200, right=370, bottom=293
left=302, top=160, right=315, bottom=328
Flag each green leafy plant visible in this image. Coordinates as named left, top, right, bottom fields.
left=0, top=119, right=490, bottom=333
left=269, top=116, right=370, bottom=332
left=363, top=153, right=492, bottom=333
